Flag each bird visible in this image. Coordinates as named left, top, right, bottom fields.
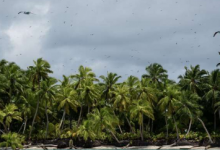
left=18, top=11, right=35, bottom=15
left=213, top=31, right=220, bottom=37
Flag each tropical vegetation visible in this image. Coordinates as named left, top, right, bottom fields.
left=1, top=58, right=220, bottom=148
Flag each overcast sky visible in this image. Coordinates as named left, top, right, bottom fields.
left=1, top=0, right=220, bottom=82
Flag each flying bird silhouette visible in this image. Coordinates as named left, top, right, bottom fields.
left=213, top=31, right=220, bottom=37
left=18, top=11, right=35, bottom=15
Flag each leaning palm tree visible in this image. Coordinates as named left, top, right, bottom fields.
left=130, top=100, right=154, bottom=141
left=177, top=91, right=213, bottom=143
left=28, top=58, right=53, bottom=139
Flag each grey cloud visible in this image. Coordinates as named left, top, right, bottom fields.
left=1, top=0, right=220, bottom=82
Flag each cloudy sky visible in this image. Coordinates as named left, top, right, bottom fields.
left=1, top=0, right=220, bottom=81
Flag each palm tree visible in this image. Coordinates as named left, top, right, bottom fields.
left=76, top=120, right=96, bottom=141
left=111, top=84, right=131, bottom=133
left=205, top=69, right=220, bottom=130
left=71, top=65, right=97, bottom=126
left=80, top=78, right=100, bottom=113
left=137, top=78, right=157, bottom=106
left=111, top=84, right=130, bottom=112
left=124, top=76, right=139, bottom=133
left=99, top=72, right=121, bottom=105
left=71, top=65, right=97, bottom=90
left=57, top=87, right=79, bottom=130
left=136, top=78, right=157, bottom=133
left=178, top=65, right=208, bottom=94
left=177, top=91, right=202, bottom=135
left=142, top=63, right=168, bottom=87
left=28, top=58, right=53, bottom=139
left=158, top=85, right=181, bottom=140
left=0, top=104, right=22, bottom=132
left=18, top=89, right=36, bottom=134
left=125, top=75, right=139, bottom=100
left=87, top=107, right=120, bottom=143
left=39, top=77, right=57, bottom=138
left=130, top=100, right=154, bottom=141
left=0, top=62, right=26, bottom=104
left=177, top=91, right=213, bottom=143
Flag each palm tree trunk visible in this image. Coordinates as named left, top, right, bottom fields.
left=23, top=117, right=27, bottom=134
left=151, top=119, right=154, bottom=133
left=2, top=123, right=8, bottom=133
left=197, top=117, right=213, bottom=143
left=88, top=106, right=90, bottom=113
left=214, top=113, right=216, bottom=131
left=186, top=119, right=192, bottom=136
left=29, top=95, right=40, bottom=139
left=165, top=116, right=169, bottom=141
left=45, top=102, right=49, bottom=139
left=18, top=122, right=24, bottom=133
left=77, top=106, right=83, bottom=127
left=140, top=113, right=143, bottom=141
left=29, top=81, right=41, bottom=139
left=140, top=123, right=143, bottom=141
left=213, top=91, right=216, bottom=130
left=110, top=130, right=120, bottom=143
left=0, top=129, right=5, bottom=134
left=113, top=110, right=123, bottom=134
left=69, top=112, right=72, bottom=129
left=125, top=114, right=134, bottom=133
left=147, top=118, right=150, bottom=132
left=173, top=116, right=179, bottom=140
left=59, top=110, right=66, bottom=129
left=118, top=125, right=123, bottom=134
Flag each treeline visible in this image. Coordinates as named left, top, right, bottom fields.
left=0, top=58, right=220, bottom=148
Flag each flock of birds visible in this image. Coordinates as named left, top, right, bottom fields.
left=18, top=11, right=35, bottom=15
left=1, top=0, right=220, bottom=79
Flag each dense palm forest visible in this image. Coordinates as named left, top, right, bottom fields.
left=1, top=58, right=220, bottom=148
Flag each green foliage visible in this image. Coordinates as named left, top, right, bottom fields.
left=0, top=58, right=219, bottom=144
left=0, top=104, right=22, bottom=131
left=0, top=132, right=24, bottom=150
